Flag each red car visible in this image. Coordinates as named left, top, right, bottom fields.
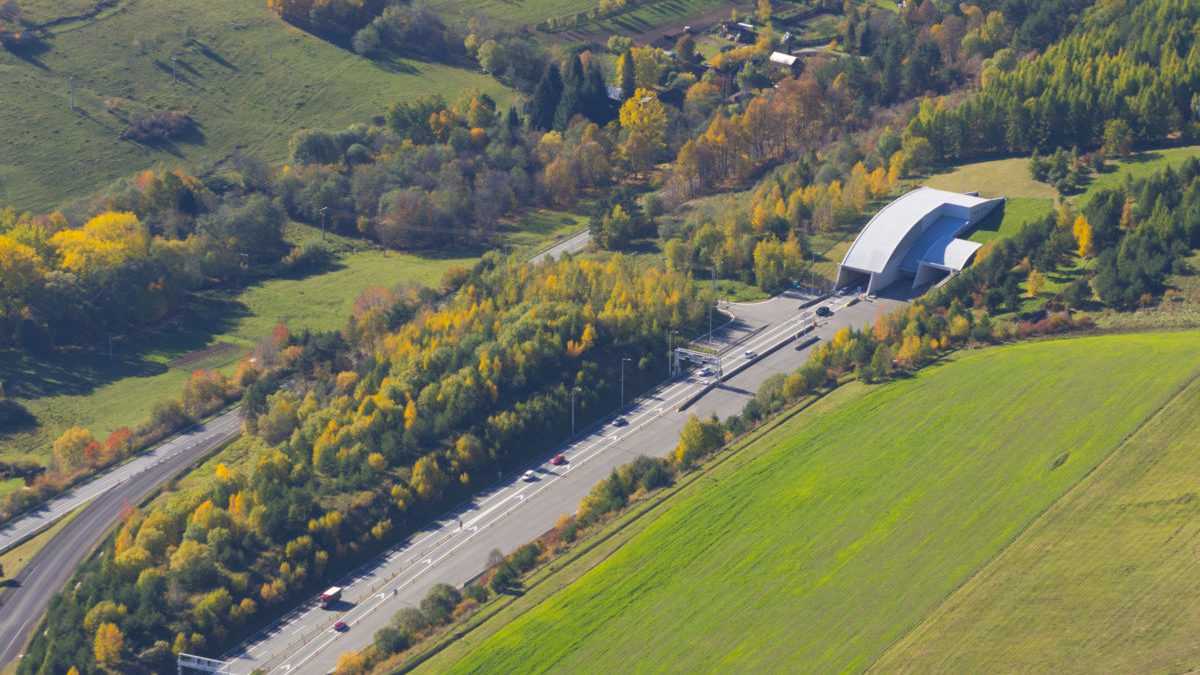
left=333, top=620, right=349, bottom=632
left=550, top=454, right=567, bottom=466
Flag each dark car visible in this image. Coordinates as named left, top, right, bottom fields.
left=612, top=417, right=629, bottom=427
left=815, top=306, right=833, bottom=317
left=333, top=620, right=349, bottom=632
left=550, top=454, right=567, bottom=466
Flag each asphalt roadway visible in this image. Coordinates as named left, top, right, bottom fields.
left=0, top=409, right=242, bottom=665
left=528, top=229, right=591, bottom=265
left=222, top=290, right=907, bottom=675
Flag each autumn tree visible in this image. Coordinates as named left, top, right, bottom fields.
left=1026, top=269, right=1046, bottom=297
left=618, top=89, right=668, bottom=177
left=673, top=414, right=724, bottom=467
left=53, top=426, right=97, bottom=472
left=94, top=622, right=124, bottom=667
left=1072, top=215, right=1094, bottom=258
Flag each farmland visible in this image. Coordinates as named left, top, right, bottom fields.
left=424, top=331, right=1200, bottom=674
left=0, top=0, right=511, bottom=211
left=874, top=370, right=1200, bottom=674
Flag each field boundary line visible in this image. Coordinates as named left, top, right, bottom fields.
left=866, top=361, right=1200, bottom=673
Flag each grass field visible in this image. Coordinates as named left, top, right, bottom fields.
left=1076, top=144, right=1200, bottom=205
left=0, top=0, right=512, bottom=211
left=430, top=0, right=736, bottom=35
left=874, top=370, right=1200, bottom=674
left=925, top=157, right=1057, bottom=200
left=964, top=196, right=1055, bottom=244
left=425, top=331, right=1200, bottom=674
left=0, top=244, right=472, bottom=466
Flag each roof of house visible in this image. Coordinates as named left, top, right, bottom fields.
left=769, top=51, right=798, bottom=66
left=841, top=187, right=999, bottom=274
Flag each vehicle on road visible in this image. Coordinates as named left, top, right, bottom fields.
left=522, top=470, right=538, bottom=481
left=816, top=306, right=833, bottom=317
left=333, top=620, right=348, bottom=632
left=743, top=350, right=756, bottom=359
left=320, top=586, right=342, bottom=608
left=612, top=417, right=629, bottom=427
left=698, top=366, right=713, bottom=376
left=550, top=454, right=567, bottom=466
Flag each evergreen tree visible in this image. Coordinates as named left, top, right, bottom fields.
left=619, top=48, right=636, bottom=100
left=581, top=61, right=612, bottom=125
left=554, top=55, right=585, bottom=130
left=528, top=63, right=563, bottom=131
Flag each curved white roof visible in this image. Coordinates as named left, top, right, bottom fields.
left=841, top=187, right=997, bottom=274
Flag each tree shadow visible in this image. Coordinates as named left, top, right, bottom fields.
left=0, top=291, right=251, bottom=408
left=189, top=39, right=238, bottom=71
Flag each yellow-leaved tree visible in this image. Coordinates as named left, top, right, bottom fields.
left=619, top=89, right=668, bottom=178
left=94, top=621, right=124, bottom=667
left=50, top=211, right=149, bottom=276
left=1072, top=215, right=1095, bottom=258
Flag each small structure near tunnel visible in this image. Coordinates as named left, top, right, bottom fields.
left=836, top=187, right=1004, bottom=294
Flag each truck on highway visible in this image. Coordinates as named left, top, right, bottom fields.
left=320, top=587, right=342, bottom=608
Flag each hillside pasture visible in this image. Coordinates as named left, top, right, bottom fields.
left=425, top=332, right=1200, bottom=674
left=0, top=0, right=511, bottom=211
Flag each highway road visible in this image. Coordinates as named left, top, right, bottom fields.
left=528, top=229, right=591, bottom=264
left=0, top=410, right=242, bottom=555
left=221, top=290, right=907, bottom=674
left=0, top=410, right=242, bottom=665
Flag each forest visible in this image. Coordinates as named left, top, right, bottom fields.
left=14, top=0, right=1200, bottom=670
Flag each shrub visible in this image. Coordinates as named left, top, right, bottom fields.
left=419, top=583, right=462, bottom=625
left=282, top=241, right=333, bottom=273
left=392, top=607, right=430, bottom=635
left=121, top=111, right=195, bottom=143
left=373, top=626, right=409, bottom=655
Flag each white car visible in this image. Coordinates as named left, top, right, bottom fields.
left=743, top=350, right=756, bottom=359
left=522, top=470, right=537, bottom=482
left=698, top=366, right=713, bottom=376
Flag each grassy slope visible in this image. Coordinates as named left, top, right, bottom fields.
left=1077, top=145, right=1200, bottom=205
left=0, top=245, right=470, bottom=465
left=429, top=332, right=1200, bottom=674
left=0, top=0, right=511, bottom=211
left=874, top=373, right=1200, bottom=674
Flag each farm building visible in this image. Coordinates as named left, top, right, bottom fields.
left=836, top=187, right=1004, bottom=293
left=769, top=51, right=801, bottom=75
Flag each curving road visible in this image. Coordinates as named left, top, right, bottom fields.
left=220, top=290, right=909, bottom=674
left=0, top=410, right=242, bottom=666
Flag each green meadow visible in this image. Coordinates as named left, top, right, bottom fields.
left=0, top=0, right=511, bottom=211
left=424, top=331, right=1200, bottom=674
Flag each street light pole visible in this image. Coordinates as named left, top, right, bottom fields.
left=320, top=206, right=328, bottom=241
left=570, top=386, right=580, bottom=436
left=620, top=357, right=631, bottom=409
left=706, top=267, right=716, bottom=345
